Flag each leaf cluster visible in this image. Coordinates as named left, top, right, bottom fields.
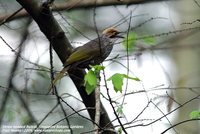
left=123, top=31, right=156, bottom=52
left=84, top=65, right=140, bottom=95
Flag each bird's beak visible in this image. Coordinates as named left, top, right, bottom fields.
left=115, top=32, right=124, bottom=38
left=115, top=35, right=124, bottom=38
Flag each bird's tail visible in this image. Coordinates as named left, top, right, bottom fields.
left=48, top=66, right=69, bottom=94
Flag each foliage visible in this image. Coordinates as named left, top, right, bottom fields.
left=189, top=110, right=200, bottom=119
left=84, top=70, right=97, bottom=95
left=117, top=105, right=123, bottom=115
left=118, top=128, right=122, bottom=134
left=143, top=36, right=156, bottom=45
left=84, top=65, right=105, bottom=95
left=123, top=32, right=156, bottom=52
left=107, top=73, right=140, bottom=93
left=123, top=32, right=137, bottom=51
left=85, top=67, right=140, bottom=94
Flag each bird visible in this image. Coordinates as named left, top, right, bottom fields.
left=49, top=27, right=123, bottom=92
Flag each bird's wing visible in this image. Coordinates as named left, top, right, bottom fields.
left=66, top=40, right=100, bottom=66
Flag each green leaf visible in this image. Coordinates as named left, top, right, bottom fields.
left=107, top=73, right=140, bottom=93
left=123, top=74, right=140, bottom=81
left=84, top=65, right=105, bottom=95
left=117, top=105, right=123, bottom=115
left=84, top=70, right=97, bottom=86
left=118, top=128, right=122, bottom=134
left=107, top=73, right=124, bottom=93
left=143, top=36, right=156, bottom=45
left=91, top=65, right=105, bottom=73
left=85, top=81, right=96, bottom=95
left=84, top=70, right=97, bottom=95
left=189, top=110, right=200, bottom=119
left=123, top=32, right=137, bottom=51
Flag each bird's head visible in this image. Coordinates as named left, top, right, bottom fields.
left=102, top=27, right=124, bottom=38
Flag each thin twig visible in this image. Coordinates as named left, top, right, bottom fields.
left=121, top=11, right=132, bottom=106
left=102, top=71, right=128, bottom=134
left=161, top=118, right=200, bottom=134
left=0, top=7, right=23, bottom=26
left=151, top=101, right=178, bottom=134
left=0, top=19, right=36, bottom=125
left=31, top=103, right=59, bottom=134
left=123, top=95, right=200, bottom=129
